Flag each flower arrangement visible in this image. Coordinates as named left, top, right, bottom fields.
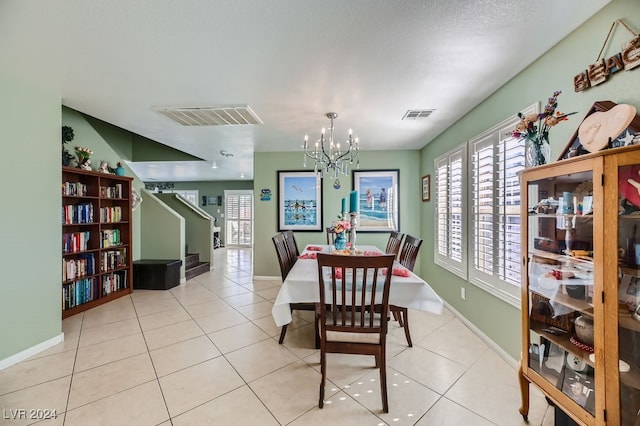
left=511, top=90, right=577, bottom=167
left=332, top=218, right=351, bottom=234
left=75, top=146, right=93, bottom=162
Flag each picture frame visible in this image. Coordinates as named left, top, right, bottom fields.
left=422, top=174, right=430, bottom=202
left=352, top=169, right=400, bottom=232
left=277, top=170, right=323, bottom=231
left=618, top=272, right=640, bottom=311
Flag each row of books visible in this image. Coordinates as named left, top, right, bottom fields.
left=63, top=231, right=91, bottom=253
left=101, top=229, right=122, bottom=248
left=62, top=203, right=95, bottom=224
left=62, top=253, right=95, bottom=281
left=100, top=206, right=123, bottom=223
left=62, top=278, right=97, bottom=310
left=62, top=181, right=88, bottom=197
left=100, top=184, right=124, bottom=199
left=101, top=249, right=127, bottom=272
left=102, top=271, right=128, bottom=296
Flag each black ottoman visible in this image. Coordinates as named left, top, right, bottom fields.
left=133, top=259, right=182, bottom=290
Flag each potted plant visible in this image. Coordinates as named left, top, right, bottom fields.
left=61, top=125, right=75, bottom=166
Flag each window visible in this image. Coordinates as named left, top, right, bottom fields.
left=172, top=190, right=198, bottom=206
left=435, top=104, right=536, bottom=307
left=434, top=145, right=467, bottom=278
left=225, top=190, right=253, bottom=247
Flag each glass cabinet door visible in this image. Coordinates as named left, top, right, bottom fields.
left=526, top=170, right=595, bottom=417
left=617, top=163, right=640, bottom=426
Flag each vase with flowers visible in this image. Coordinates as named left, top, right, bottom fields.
left=511, top=91, right=577, bottom=168
left=75, top=146, right=94, bottom=170
left=332, top=217, right=351, bottom=250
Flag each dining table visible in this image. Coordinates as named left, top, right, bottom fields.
left=272, top=244, right=444, bottom=327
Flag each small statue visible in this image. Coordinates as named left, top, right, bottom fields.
left=98, top=160, right=110, bottom=173
left=79, top=158, right=92, bottom=171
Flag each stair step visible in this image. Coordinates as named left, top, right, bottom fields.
left=185, top=262, right=209, bottom=280
left=185, top=253, right=200, bottom=269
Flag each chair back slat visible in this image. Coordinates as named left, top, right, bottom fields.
left=398, top=235, right=423, bottom=272
left=272, top=233, right=294, bottom=281
left=385, top=231, right=405, bottom=258
left=317, top=253, right=395, bottom=333
left=326, top=227, right=336, bottom=245
left=282, top=230, right=300, bottom=258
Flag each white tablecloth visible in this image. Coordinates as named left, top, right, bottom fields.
left=272, top=245, right=444, bottom=326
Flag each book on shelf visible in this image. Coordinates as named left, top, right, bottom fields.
left=62, top=181, right=88, bottom=197
left=62, top=203, right=94, bottom=224
left=102, top=270, right=127, bottom=296
left=100, top=206, right=122, bottom=223
left=63, top=231, right=91, bottom=253
left=100, top=184, right=123, bottom=199
left=100, top=229, right=121, bottom=248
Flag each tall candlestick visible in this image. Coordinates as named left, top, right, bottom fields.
left=341, top=197, right=347, bottom=214
left=350, top=190, right=359, bottom=213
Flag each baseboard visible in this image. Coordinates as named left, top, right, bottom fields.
left=253, top=275, right=281, bottom=281
left=443, top=301, right=518, bottom=369
left=0, top=332, right=65, bottom=371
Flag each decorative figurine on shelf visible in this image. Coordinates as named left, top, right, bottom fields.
left=114, top=162, right=125, bottom=176
left=78, top=158, right=92, bottom=170
left=61, top=125, right=75, bottom=167
left=98, top=160, right=110, bottom=173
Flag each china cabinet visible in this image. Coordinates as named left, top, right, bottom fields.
left=519, top=144, right=640, bottom=425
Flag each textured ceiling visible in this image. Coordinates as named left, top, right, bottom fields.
left=0, top=0, right=610, bottom=181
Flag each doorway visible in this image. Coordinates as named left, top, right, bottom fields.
left=224, top=190, right=253, bottom=247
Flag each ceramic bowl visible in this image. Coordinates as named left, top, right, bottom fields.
left=573, top=315, right=594, bottom=346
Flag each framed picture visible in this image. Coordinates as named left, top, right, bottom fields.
left=278, top=170, right=323, bottom=231
left=618, top=272, right=640, bottom=311
left=352, top=169, right=399, bottom=232
left=422, top=174, right=430, bottom=202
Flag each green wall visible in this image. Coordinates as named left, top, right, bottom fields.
left=163, top=180, right=254, bottom=246
left=0, top=71, right=62, bottom=361
left=253, top=150, right=421, bottom=277
left=420, top=0, right=640, bottom=360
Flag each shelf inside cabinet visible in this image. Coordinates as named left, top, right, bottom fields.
left=529, top=288, right=594, bottom=315
left=530, top=320, right=593, bottom=365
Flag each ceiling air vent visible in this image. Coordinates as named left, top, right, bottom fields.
left=402, top=109, right=435, bottom=120
left=154, top=105, right=263, bottom=126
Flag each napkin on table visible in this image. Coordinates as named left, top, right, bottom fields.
left=382, top=267, right=411, bottom=277
left=363, top=250, right=383, bottom=256
left=298, top=252, right=317, bottom=259
left=307, top=246, right=323, bottom=251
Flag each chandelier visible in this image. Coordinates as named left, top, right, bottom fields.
left=303, top=112, right=360, bottom=178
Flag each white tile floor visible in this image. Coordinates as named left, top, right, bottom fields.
left=0, top=248, right=554, bottom=425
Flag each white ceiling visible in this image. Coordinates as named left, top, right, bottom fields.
left=0, top=0, right=610, bottom=182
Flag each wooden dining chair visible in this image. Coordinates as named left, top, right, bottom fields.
left=282, top=230, right=300, bottom=258
left=326, top=227, right=336, bottom=245
left=316, top=253, right=396, bottom=413
left=391, top=234, right=424, bottom=347
left=385, top=231, right=405, bottom=258
left=272, top=233, right=319, bottom=347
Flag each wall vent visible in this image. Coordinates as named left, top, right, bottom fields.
left=154, top=105, right=263, bottom=126
left=402, top=109, right=435, bottom=120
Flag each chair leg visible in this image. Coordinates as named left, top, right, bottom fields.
left=401, top=308, right=412, bottom=347
left=319, top=348, right=326, bottom=408
left=278, top=324, right=288, bottom=344
left=314, top=314, right=320, bottom=349
left=392, top=309, right=403, bottom=326
left=379, top=350, right=389, bottom=413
